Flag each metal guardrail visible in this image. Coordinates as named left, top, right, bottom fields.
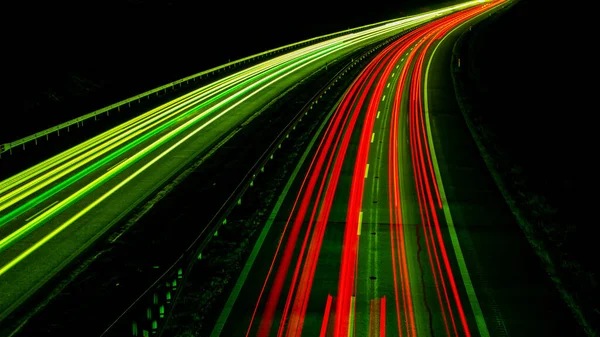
left=98, top=30, right=406, bottom=337
left=0, top=16, right=412, bottom=156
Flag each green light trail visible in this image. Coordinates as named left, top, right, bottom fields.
left=0, top=44, right=342, bottom=230
left=0, top=39, right=351, bottom=269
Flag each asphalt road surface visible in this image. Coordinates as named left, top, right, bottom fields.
left=209, top=1, right=584, bottom=336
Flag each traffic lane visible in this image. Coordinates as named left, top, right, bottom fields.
left=0, top=90, right=244, bottom=243
left=0, top=49, right=334, bottom=230
left=0, top=106, right=202, bottom=241
left=355, top=49, right=416, bottom=335
left=355, top=76, right=395, bottom=337
left=0, top=114, right=230, bottom=317
left=425, top=14, right=583, bottom=337
left=0, top=45, right=291, bottom=194
left=0, top=21, right=422, bottom=320
left=255, top=89, right=369, bottom=336
left=0, top=94, right=221, bottom=238
left=395, top=30, right=488, bottom=336
left=298, top=102, right=363, bottom=336
left=398, top=108, right=435, bottom=336
left=11, top=68, right=351, bottom=336
left=280, top=59, right=403, bottom=334
left=389, top=53, right=438, bottom=337
left=0, top=52, right=350, bottom=317
left=1, top=16, right=418, bottom=213
left=221, top=9, right=497, bottom=336
left=1, top=18, right=418, bottom=205
left=0, top=31, right=396, bottom=235
left=414, top=41, right=484, bottom=336
left=217, top=61, right=372, bottom=336
left=213, top=109, right=335, bottom=337
left=0, top=91, right=204, bottom=216
left=216, top=23, right=452, bottom=336
left=0, top=44, right=356, bottom=246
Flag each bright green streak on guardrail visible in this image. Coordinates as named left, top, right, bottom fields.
left=0, top=43, right=339, bottom=229
left=1, top=12, right=419, bottom=153
left=0, top=42, right=343, bottom=252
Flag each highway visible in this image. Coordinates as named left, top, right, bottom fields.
left=209, top=1, right=584, bottom=336
left=0, top=2, right=488, bottom=321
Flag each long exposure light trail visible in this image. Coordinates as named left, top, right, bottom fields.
left=222, top=1, right=505, bottom=336
left=0, top=42, right=347, bottom=254
left=0, top=0, right=495, bottom=322
left=0, top=9, right=456, bottom=250
left=0, top=4, right=480, bottom=229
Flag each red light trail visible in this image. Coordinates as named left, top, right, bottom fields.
left=241, top=2, right=505, bottom=336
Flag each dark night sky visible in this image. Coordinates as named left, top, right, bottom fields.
left=3, top=0, right=460, bottom=141
left=10, top=0, right=449, bottom=80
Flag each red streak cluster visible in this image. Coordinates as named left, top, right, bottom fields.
left=243, top=2, right=504, bottom=337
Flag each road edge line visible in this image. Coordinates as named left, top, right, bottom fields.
left=423, top=12, right=491, bottom=337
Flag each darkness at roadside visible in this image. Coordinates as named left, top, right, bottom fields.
left=456, top=0, right=597, bottom=334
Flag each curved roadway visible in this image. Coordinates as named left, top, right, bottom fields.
left=0, top=3, right=485, bottom=321
left=209, top=1, right=583, bottom=336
